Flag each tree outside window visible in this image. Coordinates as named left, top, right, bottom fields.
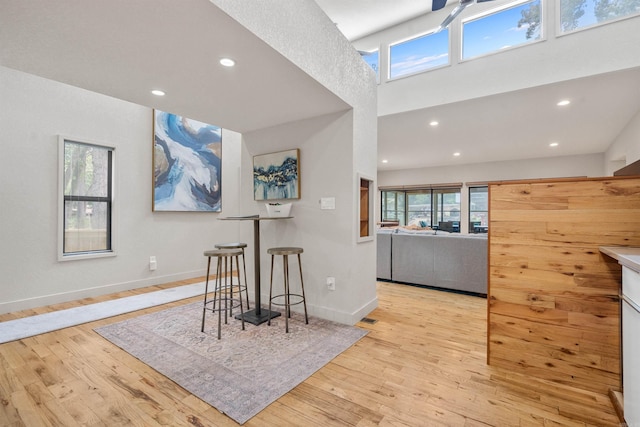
left=62, top=139, right=113, bottom=256
left=381, top=187, right=461, bottom=231
left=560, top=0, right=640, bottom=32
left=462, top=0, right=542, bottom=60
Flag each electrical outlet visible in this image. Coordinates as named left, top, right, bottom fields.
left=149, top=256, right=157, bottom=271
left=326, top=276, right=336, bottom=291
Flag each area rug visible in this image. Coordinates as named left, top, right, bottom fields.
left=0, top=282, right=206, bottom=344
left=94, top=302, right=367, bottom=424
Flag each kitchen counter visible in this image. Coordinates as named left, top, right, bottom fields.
left=600, top=246, right=640, bottom=272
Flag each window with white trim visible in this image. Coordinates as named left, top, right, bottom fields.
left=389, top=28, right=449, bottom=80
left=59, top=137, right=115, bottom=259
left=560, top=0, right=639, bottom=33
left=462, top=0, right=542, bottom=61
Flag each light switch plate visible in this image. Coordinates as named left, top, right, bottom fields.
left=320, top=197, right=336, bottom=210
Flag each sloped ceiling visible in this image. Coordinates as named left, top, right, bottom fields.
left=2, top=0, right=640, bottom=172
left=314, top=0, right=434, bottom=41
left=314, top=0, right=640, bottom=170
left=0, top=0, right=350, bottom=133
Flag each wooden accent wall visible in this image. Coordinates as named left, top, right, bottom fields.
left=488, top=176, right=640, bottom=395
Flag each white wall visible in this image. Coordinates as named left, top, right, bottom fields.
left=379, top=152, right=605, bottom=186
left=238, top=111, right=375, bottom=323
left=0, top=66, right=243, bottom=313
left=377, top=153, right=604, bottom=232
left=605, top=109, right=640, bottom=175
left=0, top=0, right=380, bottom=324
left=214, top=0, right=379, bottom=324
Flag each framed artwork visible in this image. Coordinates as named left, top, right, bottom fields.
left=253, top=149, right=300, bottom=201
left=153, top=110, right=222, bottom=212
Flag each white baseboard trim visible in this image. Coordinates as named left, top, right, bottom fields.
left=0, top=269, right=205, bottom=315
left=350, top=297, right=380, bottom=324
left=287, top=296, right=379, bottom=326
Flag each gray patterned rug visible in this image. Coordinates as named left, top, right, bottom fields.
left=94, top=302, right=367, bottom=425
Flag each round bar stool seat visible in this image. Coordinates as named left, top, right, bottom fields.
left=214, top=242, right=250, bottom=310
left=215, top=242, right=247, bottom=250
left=267, top=247, right=308, bottom=333
left=268, top=247, right=302, bottom=256
left=202, top=248, right=245, bottom=339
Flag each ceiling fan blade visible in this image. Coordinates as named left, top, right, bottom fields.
left=432, top=0, right=448, bottom=11
left=436, top=2, right=470, bottom=32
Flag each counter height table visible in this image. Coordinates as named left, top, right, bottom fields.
left=218, top=215, right=293, bottom=325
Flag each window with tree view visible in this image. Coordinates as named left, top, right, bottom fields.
left=381, top=190, right=406, bottom=225
left=381, top=187, right=461, bottom=231
left=62, top=139, right=113, bottom=257
left=407, top=191, right=432, bottom=225
left=462, top=0, right=542, bottom=60
left=433, top=188, right=461, bottom=231
left=560, top=0, right=639, bottom=33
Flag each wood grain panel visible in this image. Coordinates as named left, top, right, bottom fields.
left=489, top=176, right=640, bottom=395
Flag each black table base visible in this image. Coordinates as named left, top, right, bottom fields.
left=219, top=216, right=293, bottom=327
left=235, top=308, right=281, bottom=325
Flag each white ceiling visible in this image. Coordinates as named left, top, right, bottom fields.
left=0, top=0, right=349, bottom=134
left=313, top=0, right=435, bottom=41
left=314, top=0, right=640, bottom=171
left=1, top=0, right=639, bottom=173
left=378, top=68, right=640, bottom=169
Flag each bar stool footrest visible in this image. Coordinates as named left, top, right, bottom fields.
left=269, top=294, right=306, bottom=307
left=203, top=297, right=244, bottom=313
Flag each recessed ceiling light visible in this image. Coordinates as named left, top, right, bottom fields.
left=381, top=159, right=389, bottom=163
left=549, top=142, right=559, bottom=147
left=557, top=99, right=571, bottom=106
left=430, top=121, right=439, bottom=126
left=219, top=58, right=236, bottom=67
left=151, top=89, right=165, bottom=96
left=453, top=152, right=461, bottom=157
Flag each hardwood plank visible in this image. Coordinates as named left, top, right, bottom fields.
left=10, top=389, right=55, bottom=426
left=0, top=280, right=624, bottom=426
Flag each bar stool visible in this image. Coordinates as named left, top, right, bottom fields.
left=214, top=242, right=250, bottom=310
left=201, top=248, right=246, bottom=339
left=267, top=247, right=308, bottom=333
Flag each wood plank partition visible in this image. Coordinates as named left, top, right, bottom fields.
left=488, top=176, right=640, bottom=395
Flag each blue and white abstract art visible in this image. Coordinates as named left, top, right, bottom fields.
left=153, top=110, right=222, bottom=212
left=253, top=149, right=300, bottom=201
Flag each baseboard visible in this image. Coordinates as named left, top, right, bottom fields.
left=0, top=269, right=206, bottom=315
left=301, top=296, right=379, bottom=326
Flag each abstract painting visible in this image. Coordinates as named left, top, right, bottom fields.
left=153, top=110, right=222, bottom=212
left=253, top=149, right=300, bottom=201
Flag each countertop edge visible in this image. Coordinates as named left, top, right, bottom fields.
left=600, top=246, right=640, bottom=272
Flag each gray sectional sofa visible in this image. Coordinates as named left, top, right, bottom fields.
left=377, top=230, right=488, bottom=295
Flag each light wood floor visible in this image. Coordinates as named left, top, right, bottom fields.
left=0, top=279, right=623, bottom=426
